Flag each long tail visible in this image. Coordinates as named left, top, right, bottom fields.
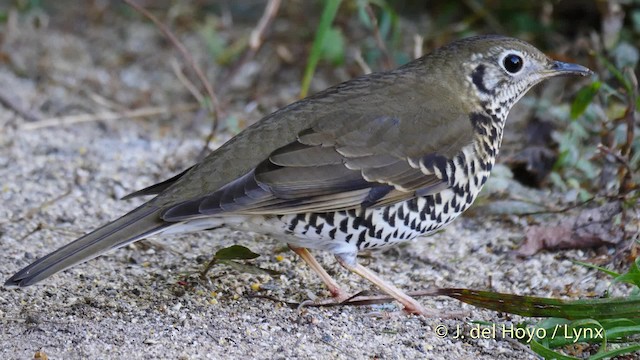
left=5, top=206, right=169, bottom=287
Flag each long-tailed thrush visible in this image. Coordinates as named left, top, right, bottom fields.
left=5, top=35, right=592, bottom=315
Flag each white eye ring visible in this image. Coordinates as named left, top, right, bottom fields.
left=499, top=50, right=525, bottom=75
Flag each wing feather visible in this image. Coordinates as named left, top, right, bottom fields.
left=161, top=113, right=472, bottom=221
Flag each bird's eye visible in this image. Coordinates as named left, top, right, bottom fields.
left=502, top=54, right=523, bottom=74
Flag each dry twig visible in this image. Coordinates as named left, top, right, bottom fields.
left=170, top=58, right=205, bottom=104
left=0, top=89, right=41, bottom=123
left=221, top=0, right=281, bottom=88
left=353, top=49, right=372, bottom=74
left=250, top=0, right=281, bottom=51
left=462, top=0, right=506, bottom=34
left=619, top=68, right=637, bottom=194
left=20, top=104, right=199, bottom=131
left=364, top=4, right=394, bottom=70
left=248, top=288, right=441, bottom=309
left=413, top=34, right=424, bottom=59
left=122, top=0, right=222, bottom=155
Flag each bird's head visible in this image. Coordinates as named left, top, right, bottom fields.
left=432, top=35, right=592, bottom=117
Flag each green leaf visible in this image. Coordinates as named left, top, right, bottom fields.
left=320, top=27, right=345, bottom=65
left=571, top=81, right=601, bottom=119
left=214, top=245, right=260, bottom=261
left=612, top=42, right=639, bottom=69
left=613, top=257, right=640, bottom=288
left=632, top=10, right=640, bottom=33
left=377, top=5, right=393, bottom=39
left=356, top=1, right=372, bottom=28
left=548, top=171, right=567, bottom=191
left=199, top=17, right=226, bottom=60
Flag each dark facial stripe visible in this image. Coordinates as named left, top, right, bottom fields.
left=471, top=65, right=492, bottom=94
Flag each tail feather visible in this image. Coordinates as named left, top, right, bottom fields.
left=5, top=206, right=168, bottom=287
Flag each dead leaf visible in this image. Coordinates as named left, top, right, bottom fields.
left=507, top=118, right=557, bottom=187
left=517, top=202, right=624, bottom=255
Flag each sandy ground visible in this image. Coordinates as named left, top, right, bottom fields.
left=0, top=9, right=623, bottom=360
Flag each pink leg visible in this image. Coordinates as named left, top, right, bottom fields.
left=335, top=255, right=437, bottom=316
left=288, top=245, right=348, bottom=301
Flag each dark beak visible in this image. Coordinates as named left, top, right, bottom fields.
left=549, top=61, right=593, bottom=77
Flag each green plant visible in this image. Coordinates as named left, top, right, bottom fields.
left=438, top=258, right=640, bottom=358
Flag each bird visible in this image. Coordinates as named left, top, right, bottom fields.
left=5, top=35, right=591, bottom=316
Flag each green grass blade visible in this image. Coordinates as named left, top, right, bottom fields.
left=571, top=260, right=621, bottom=278
left=589, top=345, right=640, bottom=360
left=437, top=288, right=640, bottom=320
left=300, top=0, right=342, bottom=98
left=530, top=338, right=580, bottom=360
left=605, top=323, right=640, bottom=341
left=597, top=53, right=632, bottom=93
left=543, top=319, right=606, bottom=348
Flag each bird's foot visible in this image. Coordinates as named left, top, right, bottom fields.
left=401, top=301, right=438, bottom=317
left=296, top=290, right=433, bottom=315
left=297, top=289, right=357, bottom=309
